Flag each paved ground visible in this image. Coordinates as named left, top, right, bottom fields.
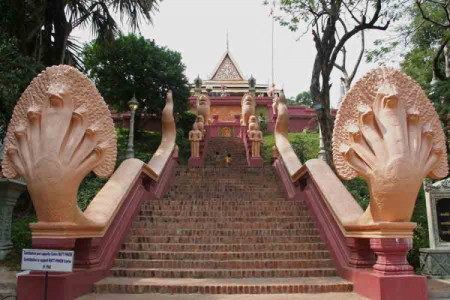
left=0, top=267, right=17, bottom=298
left=78, top=293, right=368, bottom=300
left=429, top=279, right=450, bottom=299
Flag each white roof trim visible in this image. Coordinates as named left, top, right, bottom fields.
left=209, top=50, right=246, bottom=81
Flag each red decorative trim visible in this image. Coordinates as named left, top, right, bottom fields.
left=17, top=153, right=178, bottom=300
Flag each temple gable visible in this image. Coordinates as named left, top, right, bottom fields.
left=210, top=52, right=245, bottom=81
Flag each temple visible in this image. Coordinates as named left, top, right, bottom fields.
left=3, top=62, right=448, bottom=300
left=189, top=48, right=320, bottom=133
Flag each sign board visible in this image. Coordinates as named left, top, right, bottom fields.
left=21, top=249, right=74, bottom=272
left=436, top=198, right=450, bottom=242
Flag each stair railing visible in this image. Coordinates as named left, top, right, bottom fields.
left=272, top=68, right=448, bottom=300
left=3, top=66, right=178, bottom=300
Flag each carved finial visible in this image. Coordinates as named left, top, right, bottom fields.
left=2, top=65, right=117, bottom=224
left=332, top=67, right=448, bottom=224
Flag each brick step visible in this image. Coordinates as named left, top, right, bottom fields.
left=110, top=268, right=338, bottom=278
left=173, top=176, right=278, bottom=181
left=126, top=236, right=321, bottom=244
left=161, top=197, right=288, bottom=201
left=93, top=277, right=353, bottom=294
left=118, top=250, right=331, bottom=261
left=145, top=201, right=300, bottom=206
left=132, top=221, right=317, bottom=230
left=146, top=200, right=297, bottom=206
left=139, top=210, right=310, bottom=217
left=171, top=178, right=278, bottom=183
left=163, top=191, right=283, bottom=195
left=143, top=202, right=303, bottom=208
left=81, top=292, right=367, bottom=300
left=143, top=204, right=302, bottom=210
left=162, top=193, right=284, bottom=198
left=115, top=259, right=334, bottom=269
left=121, top=243, right=328, bottom=252
left=129, top=228, right=319, bottom=237
left=134, top=216, right=314, bottom=223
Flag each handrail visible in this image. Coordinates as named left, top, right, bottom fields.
left=273, top=91, right=303, bottom=181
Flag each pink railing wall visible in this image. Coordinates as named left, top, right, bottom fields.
left=272, top=157, right=428, bottom=300
left=16, top=153, right=178, bottom=300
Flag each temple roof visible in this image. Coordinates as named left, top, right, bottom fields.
left=209, top=51, right=245, bottom=81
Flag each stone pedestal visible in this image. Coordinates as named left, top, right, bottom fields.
left=370, top=238, right=414, bottom=275
left=420, top=178, right=450, bottom=277
left=0, top=178, right=27, bottom=260
left=420, top=248, right=450, bottom=277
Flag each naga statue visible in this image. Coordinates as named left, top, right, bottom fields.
left=332, top=67, right=448, bottom=225
left=272, top=94, right=279, bottom=116
left=196, top=94, right=211, bottom=125
left=240, top=93, right=256, bottom=126
left=2, top=65, right=117, bottom=226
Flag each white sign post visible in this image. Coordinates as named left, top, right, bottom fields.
left=21, top=249, right=74, bottom=300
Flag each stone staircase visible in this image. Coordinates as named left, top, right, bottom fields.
left=91, top=137, right=356, bottom=297
left=204, top=137, right=248, bottom=166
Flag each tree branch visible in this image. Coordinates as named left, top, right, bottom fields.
left=349, top=30, right=365, bottom=84
left=416, top=0, right=450, bottom=28
left=433, top=36, right=450, bottom=80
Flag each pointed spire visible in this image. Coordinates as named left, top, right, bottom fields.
left=226, top=30, right=229, bottom=51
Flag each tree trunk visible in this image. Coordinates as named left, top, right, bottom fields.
left=43, top=0, right=70, bottom=66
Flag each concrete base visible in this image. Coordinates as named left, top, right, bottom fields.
left=0, top=244, right=13, bottom=260
left=188, top=157, right=202, bottom=167
left=248, top=157, right=263, bottom=167
left=0, top=178, right=27, bottom=260
left=420, top=248, right=450, bottom=277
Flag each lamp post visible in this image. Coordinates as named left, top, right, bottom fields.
left=126, top=94, right=139, bottom=159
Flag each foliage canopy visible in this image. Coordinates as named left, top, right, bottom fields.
left=83, top=34, right=190, bottom=116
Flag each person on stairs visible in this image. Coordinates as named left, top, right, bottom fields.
left=224, top=153, right=232, bottom=167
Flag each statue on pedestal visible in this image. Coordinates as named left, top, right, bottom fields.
left=196, top=94, right=211, bottom=125
left=189, top=122, right=203, bottom=158
left=2, top=65, right=117, bottom=226
left=196, top=115, right=206, bottom=135
left=240, top=93, right=256, bottom=126
left=247, top=115, right=262, bottom=158
left=332, top=68, right=448, bottom=225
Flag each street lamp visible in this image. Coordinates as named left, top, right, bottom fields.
left=126, top=94, right=139, bottom=158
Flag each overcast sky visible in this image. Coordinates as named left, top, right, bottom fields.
left=73, top=0, right=395, bottom=108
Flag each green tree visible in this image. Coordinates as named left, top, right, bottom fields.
left=0, top=0, right=159, bottom=67
left=82, top=34, right=190, bottom=117
left=295, top=91, right=312, bottom=107
left=271, top=0, right=400, bottom=166
left=0, top=33, right=43, bottom=139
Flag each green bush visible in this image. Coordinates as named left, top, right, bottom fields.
left=262, top=132, right=319, bottom=164
left=0, top=216, right=36, bottom=270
